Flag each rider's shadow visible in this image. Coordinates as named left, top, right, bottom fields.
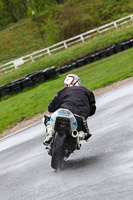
left=63, top=153, right=102, bottom=170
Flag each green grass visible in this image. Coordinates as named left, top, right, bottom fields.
left=0, top=22, right=133, bottom=86
left=0, top=19, right=44, bottom=64
left=0, top=47, right=133, bottom=134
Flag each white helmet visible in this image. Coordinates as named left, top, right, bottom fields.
left=64, top=74, right=81, bottom=87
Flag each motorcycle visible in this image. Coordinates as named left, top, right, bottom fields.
left=45, top=108, right=81, bottom=170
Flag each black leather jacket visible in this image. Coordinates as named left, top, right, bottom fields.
left=48, top=86, right=96, bottom=119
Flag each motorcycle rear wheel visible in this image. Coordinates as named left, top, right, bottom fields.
left=51, top=131, right=66, bottom=170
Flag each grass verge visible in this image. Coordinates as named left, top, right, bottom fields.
left=0, top=47, right=133, bottom=134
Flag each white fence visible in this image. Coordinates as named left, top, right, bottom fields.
left=0, top=14, right=133, bottom=73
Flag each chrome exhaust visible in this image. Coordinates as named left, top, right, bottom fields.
left=72, top=130, right=78, bottom=138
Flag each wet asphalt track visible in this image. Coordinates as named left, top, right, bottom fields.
left=0, top=82, right=133, bottom=200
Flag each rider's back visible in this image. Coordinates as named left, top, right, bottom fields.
left=48, top=86, right=96, bottom=119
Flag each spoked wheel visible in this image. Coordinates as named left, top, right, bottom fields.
left=51, top=131, right=66, bottom=170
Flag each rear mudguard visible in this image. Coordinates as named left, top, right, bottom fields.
left=51, top=131, right=67, bottom=170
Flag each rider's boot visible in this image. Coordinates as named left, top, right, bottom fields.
left=83, top=119, right=92, bottom=140
left=84, top=131, right=92, bottom=140
left=78, top=130, right=92, bottom=141
left=43, top=122, right=55, bottom=146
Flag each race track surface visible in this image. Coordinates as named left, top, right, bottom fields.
left=0, top=82, right=133, bottom=200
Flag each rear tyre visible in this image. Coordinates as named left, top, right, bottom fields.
left=51, top=131, right=66, bottom=170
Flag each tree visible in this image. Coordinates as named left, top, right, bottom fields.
left=1, top=0, right=18, bottom=22
left=57, top=2, right=85, bottom=40
left=0, top=0, right=28, bottom=28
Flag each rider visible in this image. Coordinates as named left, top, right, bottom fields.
left=43, top=74, right=96, bottom=145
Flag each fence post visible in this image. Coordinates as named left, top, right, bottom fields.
left=97, top=28, right=100, bottom=33
left=64, top=42, right=68, bottom=49
left=14, top=63, right=18, bottom=69
left=114, top=22, right=117, bottom=28
left=47, top=48, right=51, bottom=55
left=80, top=35, right=85, bottom=42
left=30, top=55, right=34, bottom=62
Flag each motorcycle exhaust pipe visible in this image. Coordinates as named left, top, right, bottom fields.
left=72, top=130, right=78, bottom=138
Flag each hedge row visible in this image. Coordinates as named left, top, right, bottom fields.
left=0, top=38, right=133, bottom=100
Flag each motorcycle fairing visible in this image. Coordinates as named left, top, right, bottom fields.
left=50, top=108, right=77, bottom=132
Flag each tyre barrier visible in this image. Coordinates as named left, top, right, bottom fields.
left=0, top=66, right=57, bottom=100
left=121, top=40, right=132, bottom=50
left=106, top=45, right=115, bottom=56
left=26, top=71, right=45, bottom=83
left=84, top=55, right=92, bottom=64
left=130, top=38, right=133, bottom=47
left=19, top=77, right=34, bottom=89
left=57, top=65, right=72, bottom=74
left=11, top=82, right=22, bottom=93
left=57, top=61, right=78, bottom=75
left=7, top=80, right=23, bottom=93
left=98, top=49, right=108, bottom=58
left=0, top=38, right=133, bottom=100
left=42, top=66, right=56, bottom=79
left=91, top=52, right=100, bottom=62
left=114, top=43, right=122, bottom=53
left=60, top=38, right=133, bottom=71
left=76, top=58, right=85, bottom=68
left=0, top=85, right=12, bottom=97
